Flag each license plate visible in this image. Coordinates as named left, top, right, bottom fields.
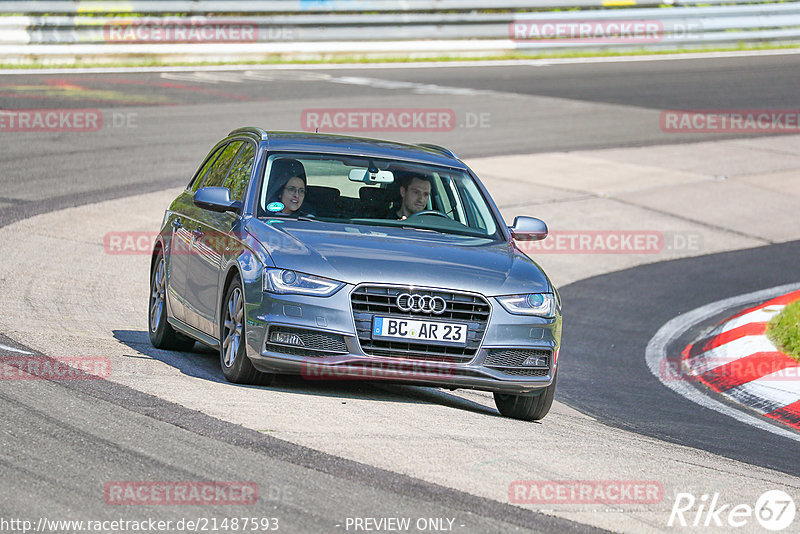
left=372, top=317, right=468, bottom=345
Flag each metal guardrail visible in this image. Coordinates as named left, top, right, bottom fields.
left=0, top=0, right=788, bottom=14
left=0, top=1, right=798, bottom=63
left=2, top=4, right=798, bottom=44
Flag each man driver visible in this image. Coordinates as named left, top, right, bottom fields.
left=388, top=173, right=431, bottom=220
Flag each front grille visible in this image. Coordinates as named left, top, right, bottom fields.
left=484, top=348, right=551, bottom=377
left=265, top=326, right=348, bottom=357
left=352, top=285, right=490, bottom=363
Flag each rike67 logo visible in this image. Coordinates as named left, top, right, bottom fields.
left=669, top=490, right=796, bottom=531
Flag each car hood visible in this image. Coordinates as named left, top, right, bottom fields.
left=246, top=219, right=552, bottom=296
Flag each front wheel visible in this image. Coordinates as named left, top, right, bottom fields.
left=148, top=251, right=195, bottom=351
left=220, top=275, right=273, bottom=386
left=493, top=370, right=557, bottom=421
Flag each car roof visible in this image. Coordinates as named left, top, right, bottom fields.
left=227, top=127, right=466, bottom=169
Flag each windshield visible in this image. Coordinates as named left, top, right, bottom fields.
left=258, top=153, right=501, bottom=239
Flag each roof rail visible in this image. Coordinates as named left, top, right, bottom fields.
left=417, top=143, right=459, bottom=160
left=228, top=126, right=268, bottom=140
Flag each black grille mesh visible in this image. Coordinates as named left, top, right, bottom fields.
left=485, top=348, right=551, bottom=377
left=485, top=348, right=550, bottom=367
left=490, top=368, right=549, bottom=377
left=265, top=326, right=348, bottom=357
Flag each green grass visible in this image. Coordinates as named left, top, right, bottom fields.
left=767, top=300, right=800, bottom=363
left=1, top=41, right=799, bottom=70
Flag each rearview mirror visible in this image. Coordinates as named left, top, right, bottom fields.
left=193, top=187, right=242, bottom=213
left=348, top=168, right=394, bottom=183
left=509, top=216, right=548, bottom=241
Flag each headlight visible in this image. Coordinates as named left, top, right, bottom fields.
left=264, top=269, right=344, bottom=297
left=496, top=293, right=556, bottom=317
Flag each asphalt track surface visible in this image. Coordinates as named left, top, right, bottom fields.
left=1, top=345, right=593, bottom=534
left=3, top=52, right=800, bottom=227
left=559, top=240, right=800, bottom=477
left=1, top=53, right=799, bottom=531
left=3, top=52, right=800, bottom=217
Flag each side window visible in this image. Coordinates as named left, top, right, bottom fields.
left=201, top=141, right=243, bottom=188
left=439, top=174, right=466, bottom=223
left=433, top=176, right=455, bottom=220
left=459, top=180, right=492, bottom=233
left=189, top=146, right=223, bottom=192
left=223, top=142, right=256, bottom=202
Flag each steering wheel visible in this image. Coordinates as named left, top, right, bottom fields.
left=407, top=209, right=450, bottom=220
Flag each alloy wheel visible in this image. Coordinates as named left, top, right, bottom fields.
left=222, top=287, right=243, bottom=368
left=149, top=258, right=166, bottom=333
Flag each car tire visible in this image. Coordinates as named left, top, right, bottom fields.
left=493, top=370, right=557, bottom=421
left=149, top=251, right=196, bottom=351
left=220, top=275, right=274, bottom=386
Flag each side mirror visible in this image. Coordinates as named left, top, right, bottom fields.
left=193, top=187, right=242, bottom=213
left=509, top=216, right=548, bottom=241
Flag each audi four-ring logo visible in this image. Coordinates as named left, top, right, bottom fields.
left=396, top=293, right=447, bottom=314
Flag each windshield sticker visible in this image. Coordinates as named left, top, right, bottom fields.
left=267, top=202, right=285, bottom=212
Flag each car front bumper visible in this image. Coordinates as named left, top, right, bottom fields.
left=244, top=284, right=561, bottom=395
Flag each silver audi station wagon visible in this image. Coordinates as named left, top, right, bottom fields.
left=149, top=128, right=562, bottom=420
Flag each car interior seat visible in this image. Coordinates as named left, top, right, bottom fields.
left=304, top=185, right=341, bottom=217
left=359, top=187, right=393, bottom=218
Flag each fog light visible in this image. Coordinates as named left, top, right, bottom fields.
left=523, top=356, right=548, bottom=367
left=270, top=331, right=305, bottom=347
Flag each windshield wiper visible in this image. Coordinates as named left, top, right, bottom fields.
left=260, top=213, right=319, bottom=222
left=400, top=225, right=446, bottom=235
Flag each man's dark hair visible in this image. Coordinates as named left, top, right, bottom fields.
left=394, top=170, right=432, bottom=190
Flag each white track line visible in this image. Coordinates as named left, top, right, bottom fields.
left=645, top=282, right=800, bottom=442
left=720, top=305, right=785, bottom=333
left=0, top=343, right=33, bottom=355
left=734, top=374, right=800, bottom=408
left=1, top=48, right=799, bottom=75
left=686, top=335, right=779, bottom=374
